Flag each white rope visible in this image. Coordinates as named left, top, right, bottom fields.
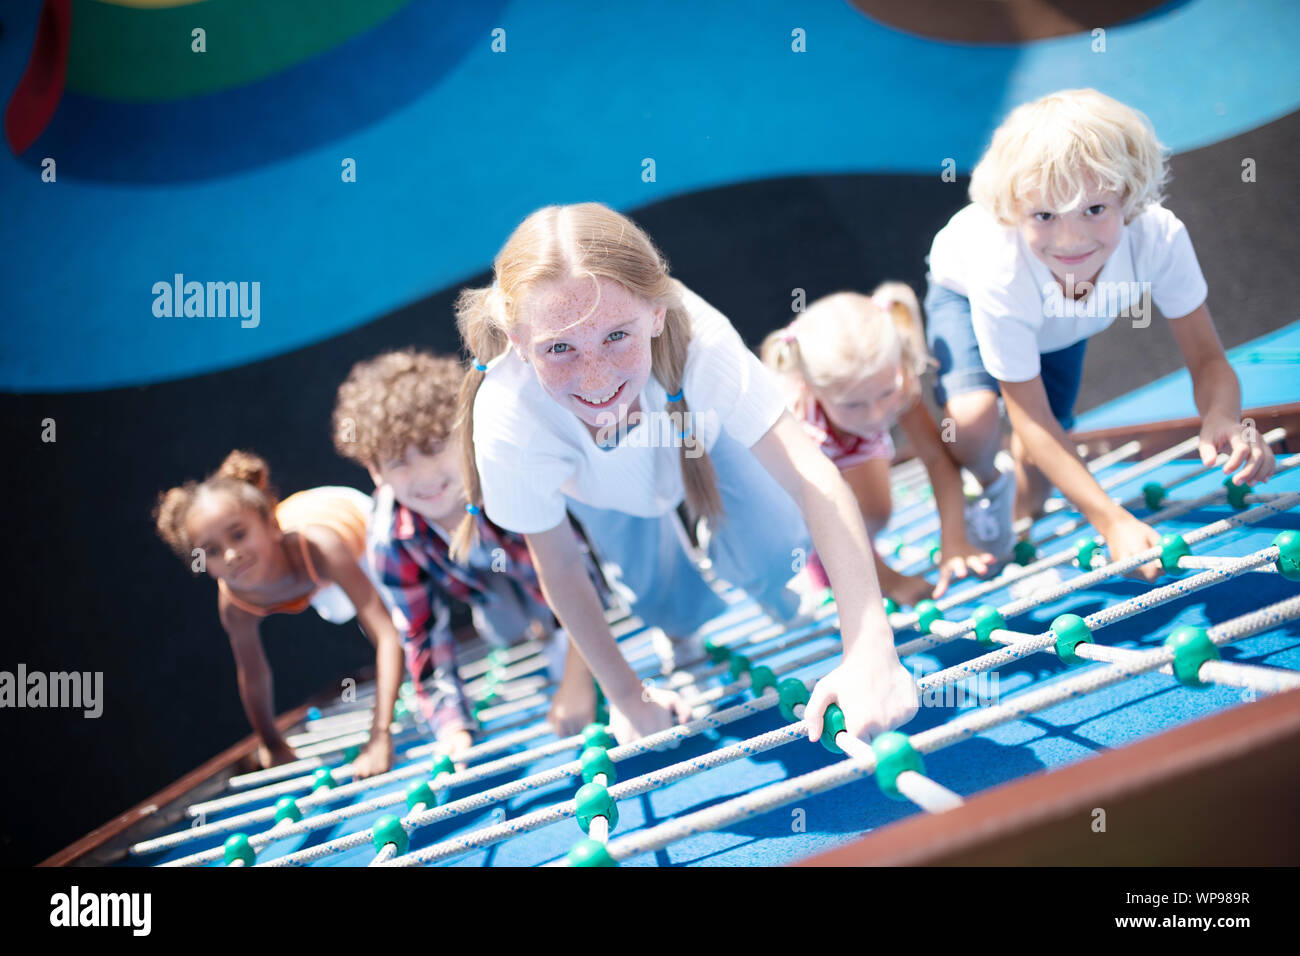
left=895, top=486, right=1300, bottom=653
left=159, top=468, right=1297, bottom=866
left=915, top=546, right=1285, bottom=689
left=174, top=619, right=853, bottom=867
left=259, top=692, right=797, bottom=867
left=597, top=594, right=1300, bottom=863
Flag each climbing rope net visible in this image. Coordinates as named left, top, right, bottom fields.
left=128, top=428, right=1300, bottom=867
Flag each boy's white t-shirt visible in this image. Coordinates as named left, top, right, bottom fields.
left=928, top=203, right=1209, bottom=382
left=473, top=281, right=788, bottom=534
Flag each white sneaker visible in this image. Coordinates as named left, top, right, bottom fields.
left=1007, top=565, right=1067, bottom=603
left=965, top=469, right=1016, bottom=560
left=651, top=628, right=706, bottom=675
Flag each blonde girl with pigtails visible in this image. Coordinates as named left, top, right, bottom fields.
left=447, top=203, right=916, bottom=747
left=761, top=284, right=997, bottom=608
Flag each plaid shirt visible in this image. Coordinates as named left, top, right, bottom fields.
left=367, top=485, right=547, bottom=738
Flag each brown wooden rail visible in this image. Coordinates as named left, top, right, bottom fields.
left=798, top=686, right=1300, bottom=866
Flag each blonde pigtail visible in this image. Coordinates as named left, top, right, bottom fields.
left=654, top=295, right=722, bottom=528
left=450, top=284, right=511, bottom=563
left=871, top=281, right=933, bottom=377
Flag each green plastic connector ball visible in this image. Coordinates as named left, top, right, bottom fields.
left=749, top=665, right=777, bottom=697
left=582, top=724, right=616, bottom=751
left=777, top=678, right=811, bottom=722
left=580, top=746, right=617, bottom=786
left=224, top=833, right=255, bottom=866
left=1273, top=531, right=1300, bottom=581
left=1051, top=613, right=1094, bottom=666
left=1165, top=626, right=1220, bottom=687
left=1013, top=539, right=1036, bottom=566
left=371, top=814, right=409, bottom=855
left=819, top=587, right=836, bottom=606
left=399, top=680, right=414, bottom=698
left=972, top=605, right=1006, bottom=647
left=311, top=768, right=336, bottom=792
left=273, top=796, right=301, bottom=824
left=406, top=779, right=436, bottom=811
left=343, top=744, right=360, bottom=763
left=871, top=732, right=925, bottom=801
left=1142, top=481, right=1167, bottom=512
left=915, top=599, right=942, bottom=635
left=473, top=693, right=500, bottom=718
left=928, top=543, right=942, bottom=565
left=892, top=540, right=906, bottom=558
left=393, top=699, right=409, bottom=721
left=728, top=653, right=752, bottom=682
left=574, top=782, right=619, bottom=834
left=487, top=648, right=510, bottom=667
left=567, top=838, right=617, bottom=867
left=703, top=638, right=730, bottom=664
left=883, top=596, right=899, bottom=616
left=1224, top=476, right=1251, bottom=511
left=1075, top=537, right=1100, bottom=570
left=819, top=703, right=847, bottom=754
left=1159, top=533, right=1192, bottom=576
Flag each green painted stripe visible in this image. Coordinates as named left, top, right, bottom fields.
left=67, top=0, right=413, bottom=101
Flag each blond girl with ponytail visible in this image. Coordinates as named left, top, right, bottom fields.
left=453, top=203, right=916, bottom=746
left=761, top=284, right=995, bottom=606
left=154, top=451, right=403, bottom=777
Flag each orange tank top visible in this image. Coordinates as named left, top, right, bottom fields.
left=218, top=487, right=370, bottom=618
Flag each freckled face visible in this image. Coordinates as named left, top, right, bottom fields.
left=1018, top=182, right=1124, bottom=290
left=814, top=364, right=911, bottom=437
left=514, top=277, right=664, bottom=429
left=185, top=491, right=282, bottom=588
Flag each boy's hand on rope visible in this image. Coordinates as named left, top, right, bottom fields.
left=351, top=733, right=394, bottom=779
left=1199, top=414, right=1276, bottom=485
left=257, top=739, right=298, bottom=770
left=435, top=728, right=475, bottom=766
left=1099, top=510, right=1163, bottom=582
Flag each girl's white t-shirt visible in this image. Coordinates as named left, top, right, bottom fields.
left=473, top=281, right=788, bottom=534
left=928, top=202, right=1209, bottom=382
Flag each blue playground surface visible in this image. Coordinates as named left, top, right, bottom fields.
left=4, top=0, right=1300, bottom=391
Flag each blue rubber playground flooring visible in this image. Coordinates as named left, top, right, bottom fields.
left=3, top=0, right=1300, bottom=391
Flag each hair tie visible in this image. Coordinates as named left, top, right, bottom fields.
left=666, top=389, right=683, bottom=403
left=465, top=503, right=481, bottom=515
left=872, top=294, right=898, bottom=315
left=473, top=360, right=488, bottom=372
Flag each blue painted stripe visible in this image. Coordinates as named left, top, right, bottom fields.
left=1074, top=319, right=1300, bottom=430
left=3, top=0, right=1299, bottom=390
